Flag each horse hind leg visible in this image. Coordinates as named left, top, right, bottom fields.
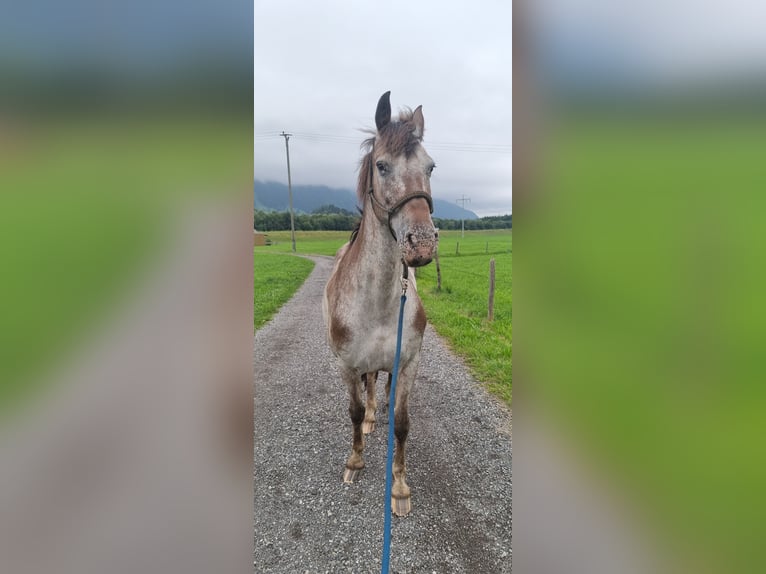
left=342, top=369, right=366, bottom=484
left=362, top=371, right=378, bottom=434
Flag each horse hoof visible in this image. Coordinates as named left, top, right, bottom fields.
left=392, top=496, right=411, bottom=516
left=362, top=420, right=375, bottom=434
left=343, top=467, right=362, bottom=484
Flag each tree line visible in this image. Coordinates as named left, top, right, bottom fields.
left=254, top=207, right=511, bottom=232
left=433, top=214, right=512, bottom=230
left=254, top=207, right=358, bottom=231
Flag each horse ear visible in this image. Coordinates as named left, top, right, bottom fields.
left=412, top=105, right=424, bottom=139
left=375, top=91, right=391, bottom=131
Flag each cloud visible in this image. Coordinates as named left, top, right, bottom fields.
left=254, top=0, right=512, bottom=216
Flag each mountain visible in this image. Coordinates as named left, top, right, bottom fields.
left=254, top=180, right=479, bottom=220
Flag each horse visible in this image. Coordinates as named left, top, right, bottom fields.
left=322, top=91, right=439, bottom=516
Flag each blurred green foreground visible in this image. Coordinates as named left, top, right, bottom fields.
left=0, top=118, right=251, bottom=414
left=525, top=112, right=766, bottom=573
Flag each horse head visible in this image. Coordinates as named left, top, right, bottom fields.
left=368, top=91, right=439, bottom=268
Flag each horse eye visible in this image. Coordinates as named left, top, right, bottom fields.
left=427, top=164, right=436, bottom=176
left=376, top=161, right=388, bottom=174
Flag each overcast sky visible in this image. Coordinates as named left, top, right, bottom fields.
left=254, top=1, right=512, bottom=217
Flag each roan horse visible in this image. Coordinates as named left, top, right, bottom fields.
left=322, top=91, right=438, bottom=516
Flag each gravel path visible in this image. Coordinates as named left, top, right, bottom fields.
left=254, top=256, right=512, bottom=573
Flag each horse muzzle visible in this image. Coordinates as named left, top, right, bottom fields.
left=401, top=225, right=439, bottom=268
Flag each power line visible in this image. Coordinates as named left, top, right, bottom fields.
left=254, top=131, right=511, bottom=152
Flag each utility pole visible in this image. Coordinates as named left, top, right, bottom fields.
left=456, top=194, right=471, bottom=238
left=280, top=131, right=296, bottom=252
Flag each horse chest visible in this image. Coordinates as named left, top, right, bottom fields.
left=338, top=319, right=421, bottom=374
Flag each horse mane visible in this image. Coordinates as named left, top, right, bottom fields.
left=355, top=107, right=424, bottom=207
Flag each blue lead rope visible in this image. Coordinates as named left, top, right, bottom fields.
left=381, top=290, right=407, bottom=574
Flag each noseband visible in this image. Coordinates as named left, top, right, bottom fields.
left=367, top=143, right=434, bottom=241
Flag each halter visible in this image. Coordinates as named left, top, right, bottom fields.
left=367, top=142, right=434, bottom=241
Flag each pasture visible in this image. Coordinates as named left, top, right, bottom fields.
left=415, top=232, right=512, bottom=405
left=257, top=229, right=356, bottom=256
left=255, top=229, right=513, bottom=405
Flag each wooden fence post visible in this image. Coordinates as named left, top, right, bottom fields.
left=488, top=258, right=496, bottom=321
left=435, top=250, right=442, bottom=291
left=455, top=242, right=460, bottom=256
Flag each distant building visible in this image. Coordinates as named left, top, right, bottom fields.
left=253, top=230, right=270, bottom=246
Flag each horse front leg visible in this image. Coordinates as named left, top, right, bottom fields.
left=391, top=363, right=416, bottom=516
left=342, top=368, right=366, bottom=483
left=384, top=372, right=392, bottom=412
left=362, top=371, right=378, bottom=434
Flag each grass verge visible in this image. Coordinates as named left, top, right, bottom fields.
left=254, top=252, right=315, bottom=329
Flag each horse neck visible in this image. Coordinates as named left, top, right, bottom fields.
left=351, top=207, right=403, bottom=295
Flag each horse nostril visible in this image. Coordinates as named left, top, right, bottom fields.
left=434, top=230, right=439, bottom=239
left=406, top=232, right=415, bottom=246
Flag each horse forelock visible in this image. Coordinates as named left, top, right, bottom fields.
left=355, top=108, right=424, bottom=208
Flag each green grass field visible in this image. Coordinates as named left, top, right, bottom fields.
left=255, top=228, right=513, bottom=405
left=257, top=230, right=353, bottom=256
left=253, top=253, right=315, bottom=328
left=414, top=231, right=512, bottom=404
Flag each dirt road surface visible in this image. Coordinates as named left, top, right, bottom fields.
left=254, top=256, right=512, bottom=573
